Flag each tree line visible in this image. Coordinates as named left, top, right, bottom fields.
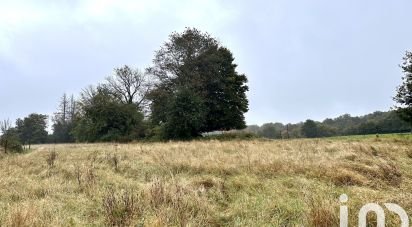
left=247, top=111, right=411, bottom=139
left=248, top=50, right=412, bottom=139
left=0, top=114, right=48, bottom=153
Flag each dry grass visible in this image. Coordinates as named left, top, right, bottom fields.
left=0, top=136, right=411, bottom=226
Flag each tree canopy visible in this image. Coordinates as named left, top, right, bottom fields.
left=72, top=86, right=145, bottom=142
left=16, top=114, right=48, bottom=147
left=52, top=94, right=77, bottom=143
left=0, top=119, right=22, bottom=153
left=105, top=65, right=151, bottom=111
left=394, top=51, right=412, bottom=126
left=147, top=28, right=249, bottom=139
left=302, top=120, right=318, bottom=138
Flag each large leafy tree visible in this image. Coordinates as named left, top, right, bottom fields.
left=73, top=86, right=144, bottom=142
left=394, top=51, right=412, bottom=127
left=193, top=47, right=249, bottom=131
left=147, top=28, right=249, bottom=139
left=163, top=88, right=206, bottom=139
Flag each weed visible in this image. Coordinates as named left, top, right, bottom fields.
left=103, top=189, right=137, bottom=226
left=46, top=151, right=57, bottom=168
left=109, top=154, right=120, bottom=172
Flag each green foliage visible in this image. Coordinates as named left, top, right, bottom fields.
left=148, top=28, right=249, bottom=140
left=302, top=120, right=319, bottom=138
left=163, top=88, right=206, bottom=140
left=16, top=114, right=48, bottom=146
left=258, top=123, right=284, bottom=139
left=194, top=47, right=249, bottom=131
left=316, top=124, right=337, bottom=137
left=0, top=128, right=23, bottom=153
left=394, top=51, right=412, bottom=126
left=72, top=86, right=144, bottom=142
left=52, top=121, right=75, bottom=143
left=52, top=94, right=77, bottom=143
left=66, top=65, right=151, bottom=143
left=323, top=111, right=411, bottom=135
left=246, top=111, right=411, bottom=139
left=147, top=125, right=165, bottom=141
left=395, top=107, right=412, bottom=128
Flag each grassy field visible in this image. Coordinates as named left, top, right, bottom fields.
left=0, top=135, right=411, bottom=226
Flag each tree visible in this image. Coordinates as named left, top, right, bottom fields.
left=105, top=65, right=151, bottom=111
left=0, top=120, right=23, bottom=153
left=73, top=86, right=144, bottom=142
left=194, top=47, right=249, bottom=131
left=301, top=119, right=318, bottom=138
left=394, top=51, right=412, bottom=128
left=246, top=125, right=260, bottom=134
left=0, top=119, right=11, bottom=153
left=317, top=124, right=337, bottom=137
left=259, top=123, right=284, bottom=139
left=52, top=94, right=77, bottom=143
left=147, top=28, right=249, bottom=139
left=163, top=88, right=206, bottom=139
left=16, top=114, right=48, bottom=148
left=358, top=120, right=379, bottom=135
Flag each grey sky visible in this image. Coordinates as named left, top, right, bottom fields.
left=0, top=0, right=411, bottom=127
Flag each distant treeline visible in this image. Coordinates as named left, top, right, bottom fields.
left=246, top=111, right=412, bottom=139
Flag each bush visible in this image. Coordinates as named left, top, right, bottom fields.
left=144, top=125, right=167, bottom=142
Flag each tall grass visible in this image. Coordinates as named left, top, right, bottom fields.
left=0, top=136, right=411, bottom=226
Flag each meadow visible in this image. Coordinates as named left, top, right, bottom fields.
left=0, top=135, right=411, bottom=226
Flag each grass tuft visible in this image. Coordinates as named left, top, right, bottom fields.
left=103, top=189, right=137, bottom=227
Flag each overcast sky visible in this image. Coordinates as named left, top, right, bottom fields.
left=1, top=0, right=411, bottom=127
